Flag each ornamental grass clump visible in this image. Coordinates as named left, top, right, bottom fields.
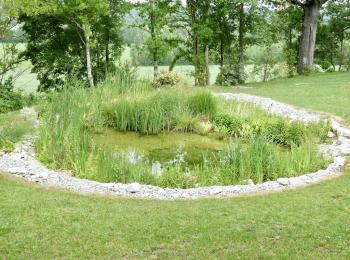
left=187, top=91, right=218, bottom=119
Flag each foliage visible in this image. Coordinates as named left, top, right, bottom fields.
left=134, top=0, right=181, bottom=78
left=2, top=72, right=350, bottom=259
left=152, top=71, right=180, bottom=88
left=215, top=63, right=247, bottom=86
left=36, top=74, right=329, bottom=188
left=0, top=5, right=26, bottom=89
left=214, top=113, right=328, bottom=148
left=10, top=0, right=126, bottom=90
left=318, top=60, right=333, bottom=71
left=284, top=48, right=297, bottom=77
left=187, top=91, right=217, bottom=119
left=0, top=88, right=25, bottom=113
left=0, top=111, right=34, bottom=152
left=103, top=91, right=183, bottom=134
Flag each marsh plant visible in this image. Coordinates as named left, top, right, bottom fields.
left=36, top=74, right=331, bottom=188
left=0, top=111, right=34, bottom=152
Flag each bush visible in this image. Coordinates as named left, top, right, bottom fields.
left=187, top=92, right=217, bottom=119
left=0, top=89, right=25, bottom=113
left=262, top=119, right=305, bottom=148
left=318, top=60, right=333, bottom=70
left=284, top=48, right=297, bottom=77
left=302, top=67, right=313, bottom=76
left=216, top=64, right=246, bottom=86
left=214, top=114, right=245, bottom=136
left=152, top=71, right=180, bottom=88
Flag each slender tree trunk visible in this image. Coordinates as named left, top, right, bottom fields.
left=83, top=24, right=95, bottom=88
left=150, top=0, right=159, bottom=79
left=105, top=29, right=110, bottom=72
left=169, top=54, right=181, bottom=71
left=238, top=2, right=245, bottom=83
left=188, top=0, right=199, bottom=86
left=238, top=3, right=244, bottom=68
left=297, top=2, right=321, bottom=74
left=153, top=52, right=159, bottom=79
left=205, top=43, right=210, bottom=86
left=339, top=34, right=344, bottom=71
left=220, top=40, right=224, bottom=69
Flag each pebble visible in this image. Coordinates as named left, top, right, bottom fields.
left=277, top=178, right=290, bottom=186
left=127, top=183, right=141, bottom=193
left=327, top=131, right=335, bottom=138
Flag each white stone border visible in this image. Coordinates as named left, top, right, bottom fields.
left=0, top=94, right=349, bottom=200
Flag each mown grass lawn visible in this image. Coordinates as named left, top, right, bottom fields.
left=214, top=72, right=350, bottom=122
left=1, top=72, right=350, bottom=259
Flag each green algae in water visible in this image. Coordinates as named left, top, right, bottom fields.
left=93, top=129, right=227, bottom=166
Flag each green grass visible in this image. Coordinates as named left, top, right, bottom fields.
left=0, top=111, right=34, bottom=152
left=1, top=168, right=350, bottom=259
left=1, top=72, right=350, bottom=258
left=214, top=72, right=350, bottom=122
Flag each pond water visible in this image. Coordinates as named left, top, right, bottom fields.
left=93, top=129, right=229, bottom=167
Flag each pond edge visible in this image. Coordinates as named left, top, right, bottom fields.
left=0, top=94, right=349, bottom=200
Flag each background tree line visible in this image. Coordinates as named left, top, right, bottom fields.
left=1, top=0, right=349, bottom=91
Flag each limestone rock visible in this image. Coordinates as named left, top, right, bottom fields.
left=327, top=131, right=335, bottom=138
left=277, top=178, right=290, bottom=186
left=209, top=187, right=222, bottom=195
left=127, top=183, right=141, bottom=193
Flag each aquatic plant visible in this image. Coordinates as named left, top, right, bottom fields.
left=36, top=76, right=330, bottom=188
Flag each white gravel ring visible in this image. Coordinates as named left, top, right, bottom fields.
left=1, top=93, right=349, bottom=200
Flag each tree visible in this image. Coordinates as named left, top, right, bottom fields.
left=186, top=0, right=213, bottom=86
left=287, top=0, right=328, bottom=74
left=275, top=5, right=302, bottom=76
left=0, top=2, right=25, bottom=89
left=210, top=0, right=236, bottom=69
left=325, top=0, right=350, bottom=70
left=135, top=0, right=179, bottom=79
left=7, top=0, right=126, bottom=89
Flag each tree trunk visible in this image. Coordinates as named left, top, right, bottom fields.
left=153, top=52, right=159, bottom=79
left=83, top=24, right=95, bottom=88
left=169, top=54, right=181, bottom=71
left=205, top=43, right=210, bottom=86
left=238, top=3, right=244, bottom=68
left=220, top=40, right=224, bottom=69
left=105, top=29, right=110, bottom=72
left=150, top=0, right=159, bottom=79
left=297, top=2, right=321, bottom=74
left=339, top=34, right=344, bottom=71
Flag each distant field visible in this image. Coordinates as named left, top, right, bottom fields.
left=1, top=43, right=39, bottom=93
left=3, top=44, right=283, bottom=92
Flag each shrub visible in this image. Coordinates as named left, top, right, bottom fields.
left=262, top=119, right=305, bottom=148
left=214, top=114, right=245, bottom=137
left=152, top=71, right=180, bottom=88
left=0, top=89, right=25, bottom=113
left=302, top=67, right=313, bottom=76
left=318, top=60, right=333, bottom=70
left=187, top=91, right=217, bottom=119
left=216, top=64, right=246, bottom=86
left=284, top=48, right=297, bottom=77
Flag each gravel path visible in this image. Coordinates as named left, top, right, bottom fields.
left=0, top=93, right=349, bottom=200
